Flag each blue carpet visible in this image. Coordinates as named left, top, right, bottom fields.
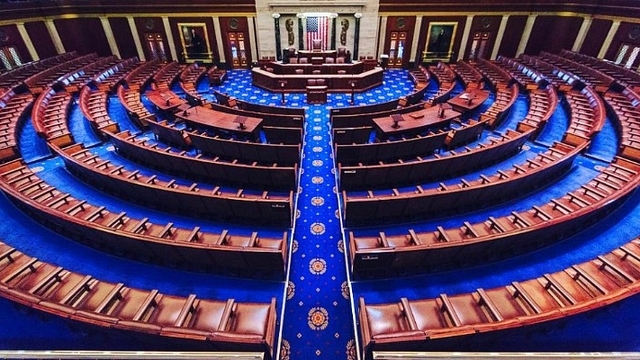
left=536, top=94, right=568, bottom=146
left=107, top=94, right=140, bottom=134
left=18, top=116, right=51, bottom=163
left=3, top=67, right=640, bottom=357
left=586, top=114, right=618, bottom=162
left=68, top=99, right=102, bottom=147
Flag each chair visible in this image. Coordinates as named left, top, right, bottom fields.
left=295, top=69, right=304, bottom=75
left=312, top=39, right=322, bottom=51
left=299, top=58, right=308, bottom=64
left=325, top=57, right=334, bottom=64
left=336, top=57, right=345, bottom=64
left=289, top=58, right=298, bottom=64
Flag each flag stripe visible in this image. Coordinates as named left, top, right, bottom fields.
left=306, top=17, right=328, bottom=50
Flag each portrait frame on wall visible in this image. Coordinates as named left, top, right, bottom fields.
left=423, top=22, right=458, bottom=62
left=178, top=22, right=213, bottom=63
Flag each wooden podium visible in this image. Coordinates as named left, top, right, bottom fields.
left=306, top=79, right=327, bottom=104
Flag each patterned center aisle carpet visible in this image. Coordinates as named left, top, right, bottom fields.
left=214, top=69, right=414, bottom=360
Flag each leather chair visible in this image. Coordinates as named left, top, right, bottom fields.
left=312, top=39, right=322, bottom=51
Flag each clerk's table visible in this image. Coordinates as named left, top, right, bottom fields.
left=372, top=105, right=461, bottom=140
left=146, top=89, right=188, bottom=113
left=447, top=88, right=490, bottom=113
left=175, top=105, right=263, bottom=141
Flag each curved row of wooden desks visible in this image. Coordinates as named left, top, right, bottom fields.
left=0, top=240, right=277, bottom=357
left=352, top=53, right=640, bottom=359
left=0, top=54, right=289, bottom=359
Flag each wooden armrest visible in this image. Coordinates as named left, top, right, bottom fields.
left=2, top=258, right=40, bottom=284
left=95, top=283, right=125, bottom=314
left=60, top=275, right=93, bottom=306
left=569, top=266, right=607, bottom=295
left=132, top=218, right=150, bottom=234
left=511, top=281, right=542, bottom=314
left=159, top=223, right=175, bottom=238
left=30, top=267, right=66, bottom=296
left=463, top=222, right=479, bottom=237
left=439, top=294, right=462, bottom=327
left=216, top=299, right=235, bottom=331
left=187, top=227, right=201, bottom=242
left=436, top=226, right=450, bottom=242
left=84, top=206, right=106, bottom=222
left=408, top=229, right=423, bottom=246
left=106, top=212, right=127, bottom=228
left=133, top=289, right=159, bottom=322
left=543, top=274, right=577, bottom=305
left=597, top=256, right=635, bottom=283
left=174, top=294, right=197, bottom=327
left=400, top=297, right=419, bottom=330
left=476, top=288, right=503, bottom=322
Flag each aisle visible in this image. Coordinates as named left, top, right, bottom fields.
left=213, top=69, right=415, bottom=359
left=279, top=104, right=356, bottom=359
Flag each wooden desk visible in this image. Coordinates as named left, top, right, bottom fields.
left=447, top=89, right=490, bottom=113
left=252, top=67, right=383, bottom=93
left=297, top=50, right=337, bottom=62
left=373, top=105, right=460, bottom=140
left=307, top=85, right=327, bottom=104
left=175, top=105, right=263, bottom=141
left=145, top=89, right=187, bottom=112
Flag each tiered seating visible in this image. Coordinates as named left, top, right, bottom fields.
left=188, top=129, right=301, bottom=166
left=603, top=88, right=640, bottom=162
left=450, top=60, right=484, bottom=89
left=562, top=87, right=606, bottom=146
left=342, top=141, right=581, bottom=226
left=402, top=66, right=430, bottom=106
left=408, top=65, right=430, bottom=90
left=58, top=55, right=119, bottom=94
left=519, top=54, right=580, bottom=92
left=31, top=87, right=74, bottom=147
left=0, top=53, right=76, bottom=91
left=24, top=53, right=98, bottom=95
left=516, top=56, right=605, bottom=145
left=0, top=241, right=277, bottom=359
left=538, top=51, right=617, bottom=93
left=56, top=143, right=294, bottom=226
left=514, top=85, right=558, bottom=138
left=91, top=57, right=140, bottom=93
left=106, top=130, right=298, bottom=190
left=151, top=61, right=185, bottom=90
left=358, top=235, right=640, bottom=357
left=117, top=84, right=155, bottom=126
left=495, top=55, right=549, bottom=90
left=78, top=86, right=120, bottom=135
left=179, top=63, right=208, bottom=105
left=468, top=59, right=520, bottom=128
left=560, top=50, right=640, bottom=92
left=208, top=65, right=227, bottom=86
left=427, top=62, right=457, bottom=104
left=0, top=159, right=289, bottom=277
left=349, top=156, right=640, bottom=278
left=338, top=128, right=532, bottom=191
left=117, top=59, right=165, bottom=125
left=0, top=88, right=33, bottom=162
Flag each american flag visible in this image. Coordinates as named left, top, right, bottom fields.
left=306, top=17, right=328, bottom=50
